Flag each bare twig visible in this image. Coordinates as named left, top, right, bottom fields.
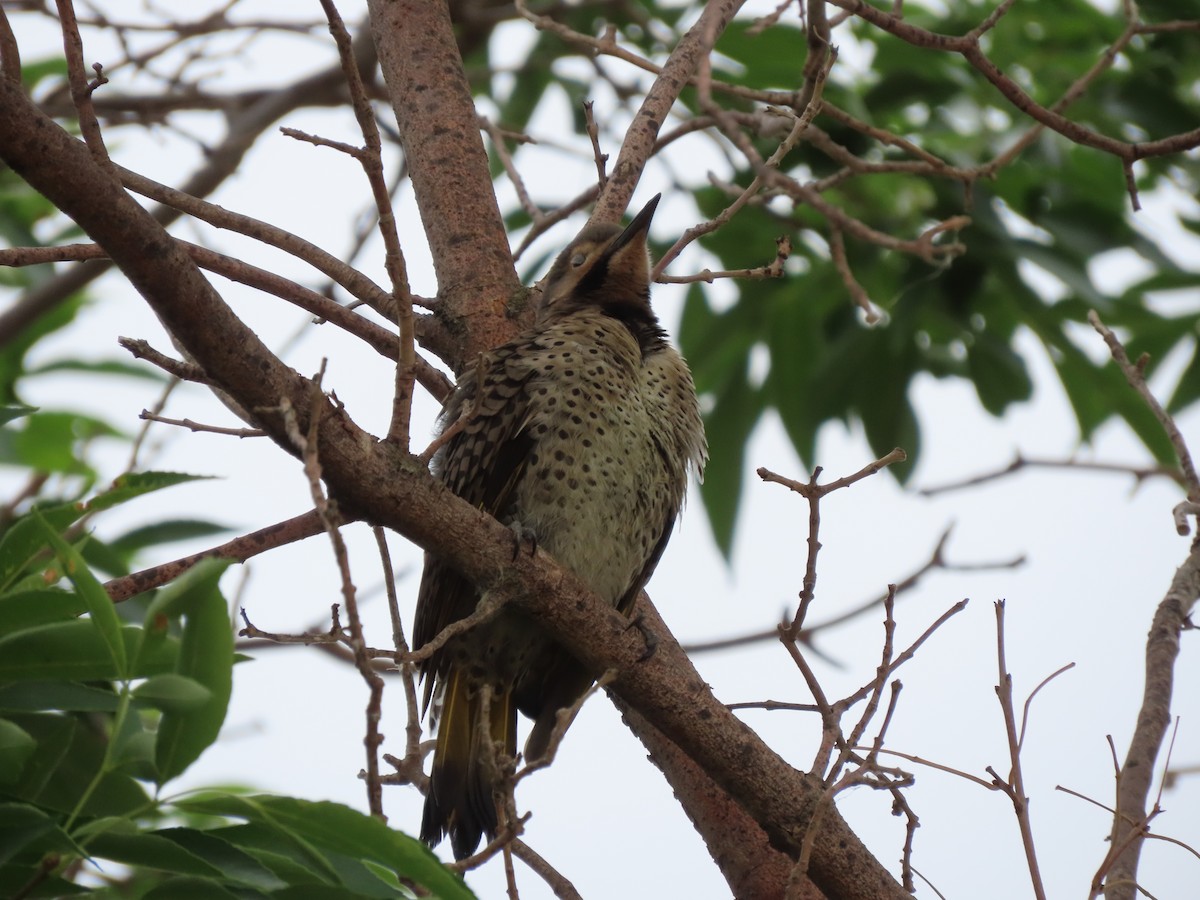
left=116, top=164, right=395, bottom=318
left=239, top=605, right=349, bottom=647
left=685, top=524, right=1019, bottom=655
left=657, top=234, right=791, bottom=285
left=280, top=367, right=386, bottom=818
left=584, top=0, right=746, bottom=225
left=373, top=525, right=426, bottom=788
left=919, top=452, right=1187, bottom=496
left=653, top=48, right=832, bottom=280
left=319, top=0, right=416, bottom=447
left=118, top=337, right=210, bottom=383
left=139, top=410, right=265, bottom=438
left=991, top=601, right=1048, bottom=900
left=55, top=0, right=112, bottom=169
left=1089, top=311, right=1200, bottom=505
left=582, top=99, right=608, bottom=191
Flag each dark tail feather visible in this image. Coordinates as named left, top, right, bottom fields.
left=421, top=668, right=516, bottom=859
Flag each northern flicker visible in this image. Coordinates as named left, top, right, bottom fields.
left=414, top=194, right=707, bottom=859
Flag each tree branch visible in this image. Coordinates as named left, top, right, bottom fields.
left=0, top=25, right=379, bottom=347
left=368, top=0, right=520, bottom=368
left=591, top=0, right=746, bottom=225
left=1084, top=313, right=1200, bottom=900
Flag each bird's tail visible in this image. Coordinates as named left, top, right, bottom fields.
left=420, top=667, right=516, bottom=859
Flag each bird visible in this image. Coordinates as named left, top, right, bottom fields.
left=413, top=194, right=707, bottom=859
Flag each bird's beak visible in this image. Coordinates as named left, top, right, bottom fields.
left=608, top=194, right=661, bottom=255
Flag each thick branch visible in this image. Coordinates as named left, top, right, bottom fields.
left=367, top=0, right=520, bottom=367
left=1104, top=547, right=1200, bottom=900
left=618, top=598, right=821, bottom=900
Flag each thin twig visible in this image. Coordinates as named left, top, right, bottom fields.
left=582, top=99, right=608, bottom=191
left=373, top=525, right=426, bottom=788
left=318, top=0, right=415, bottom=447
left=992, top=601, right=1048, bottom=900
left=139, top=410, right=266, bottom=437
left=55, top=0, right=112, bottom=169
left=1089, top=311, right=1200, bottom=504
left=118, top=337, right=210, bottom=383
left=919, top=452, right=1187, bottom=496
left=281, top=365, right=387, bottom=819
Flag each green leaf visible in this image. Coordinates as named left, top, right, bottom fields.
left=763, top=271, right=842, bottom=469
left=1168, top=340, right=1200, bottom=414
left=87, top=829, right=225, bottom=880
left=78, top=533, right=133, bottom=578
left=208, top=822, right=343, bottom=888
left=0, top=718, right=36, bottom=782
left=1050, top=337, right=1176, bottom=463
left=101, top=699, right=153, bottom=780
left=34, top=512, right=127, bottom=678
left=270, top=889, right=401, bottom=899
left=0, top=410, right=119, bottom=474
left=155, top=827, right=289, bottom=890
left=1011, top=239, right=1107, bottom=309
left=715, top=20, right=809, bottom=91
left=153, top=560, right=233, bottom=783
left=0, top=589, right=86, bottom=634
left=177, top=795, right=474, bottom=900
left=110, top=519, right=232, bottom=558
left=2, top=712, right=149, bottom=817
left=0, top=502, right=87, bottom=592
left=141, top=876, right=244, bottom=899
left=0, top=474, right=214, bottom=593
left=28, top=358, right=167, bottom=382
left=145, top=558, right=231, bottom=622
left=0, top=621, right=177, bottom=682
left=84, top=825, right=293, bottom=893
left=85, top=471, right=215, bottom=515
left=966, top=332, right=1034, bottom=415
left=698, top=361, right=764, bottom=559
left=678, top=283, right=761, bottom=397
left=0, top=681, right=119, bottom=713
left=0, top=405, right=37, bottom=426
left=0, top=802, right=84, bottom=866
left=133, top=674, right=212, bottom=714
left=0, top=292, right=85, bottom=405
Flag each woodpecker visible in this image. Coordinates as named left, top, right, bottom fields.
left=415, top=195, right=707, bottom=858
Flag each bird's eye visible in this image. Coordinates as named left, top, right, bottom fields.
left=570, top=252, right=587, bottom=268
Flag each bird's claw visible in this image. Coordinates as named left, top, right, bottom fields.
left=509, top=521, right=538, bottom=561
left=626, top=613, right=658, bottom=662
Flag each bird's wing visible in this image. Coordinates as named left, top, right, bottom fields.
left=413, top=340, right=539, bottom=705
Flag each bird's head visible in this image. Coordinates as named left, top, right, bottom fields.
left=541, top=194, right=660, bottom=317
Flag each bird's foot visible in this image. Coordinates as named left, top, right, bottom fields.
left=508, top=520, right=538, bottom=561
left=626, top=613, right=658, bottom=662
